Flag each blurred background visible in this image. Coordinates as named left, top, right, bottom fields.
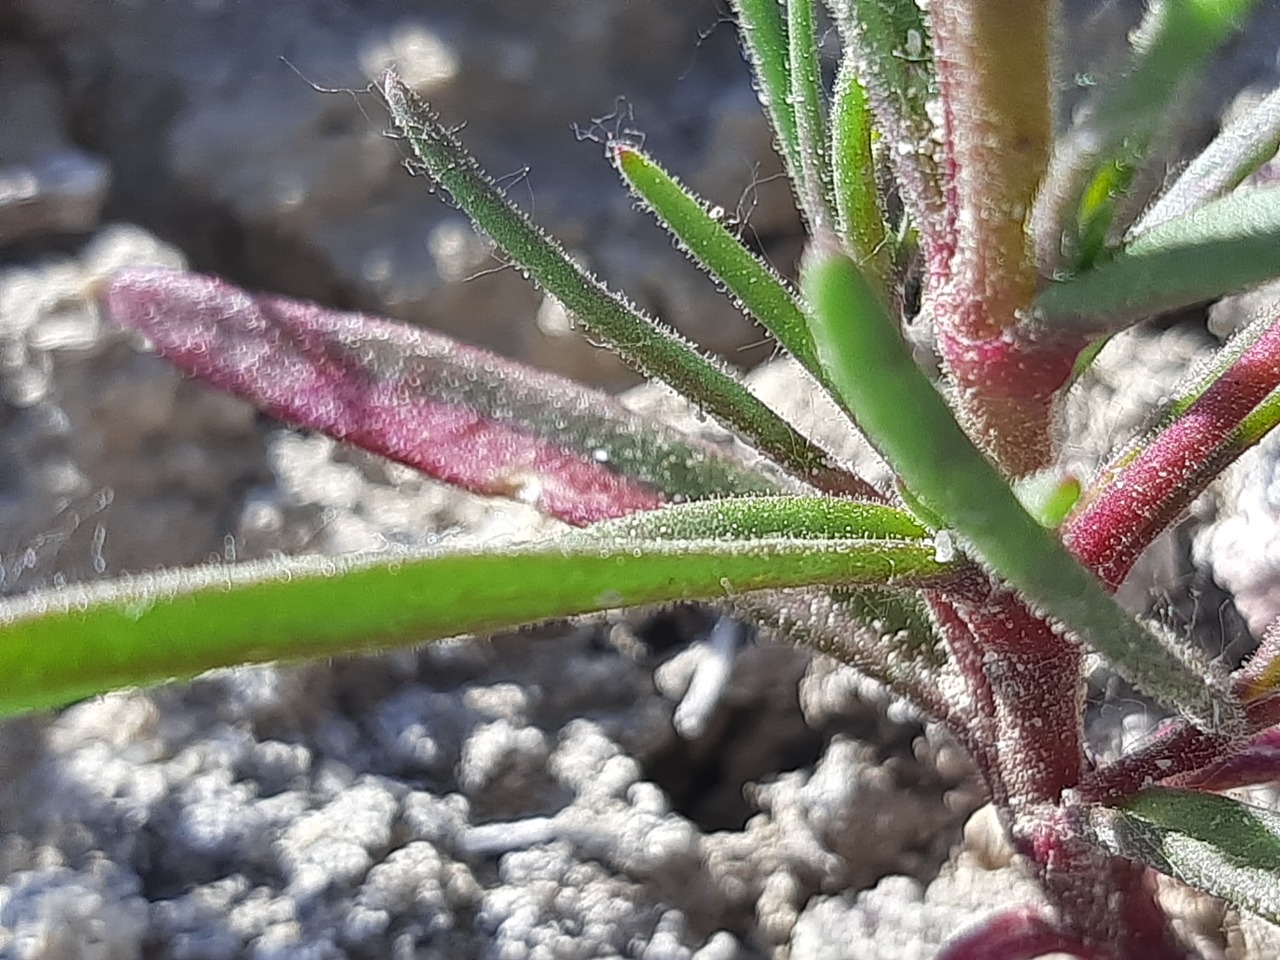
left=1, top=0, right=804, bottom=389
left=4, top=4, right=1280, bottom=958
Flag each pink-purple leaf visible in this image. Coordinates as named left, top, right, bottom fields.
left=1169, top=726, right=1280, bottom=792
left=104, top=269, right=778, bottom=526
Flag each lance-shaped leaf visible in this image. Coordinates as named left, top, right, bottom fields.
left=1031, top=187, right=1280, bottom=337
left=801, top=243, right=1241, bottom=733
left=581, top=494, right=931, bottom=543
left=610, top=144, right=823, bottom=382
left=787, top=0, right=835, bottom=230
left=830, top=56, right=891, bottom=290
left=583, top=496, right=965, bottom=723
left=1088, top=787, right=1280, bottom=925
left=0, top=498, right=955, bottom=718
left=1169, top=726, right=1280, bottom=792
left=828, top=0, right=945, bottom=266
left=1032, top=0, right=1259, bottom=275
left=728, top=0, right=800, bottom=198
left=381, top=72, right=870, bottom=499
left=104, top=269, right=779, bottom=527
left=1138, top=85, right=1280, bottom=234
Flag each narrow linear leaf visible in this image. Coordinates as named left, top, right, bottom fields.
left=802, top=244, right=1241, bottom=733
left=1031, top=187, right=1280, bottom=336
left=829, top=0, right=945, bottom=264
left=1089, top=787, right=1280, bottom=924
left=1032, top=0, right=1259, bottom=274
left=579, top=497, right=966, bottom=717
left=1170, top=726, right=1280, bottom=792
left=1139, top=85, right=1280, bottom=234
left=580, top=495, right=932, bottom=543
left=382, top=72, right=872, bottom=499
left=830, top=56, right=891, bottom=288
left=105, top=270, right=778, bottom=526
left=728, top=0, right=800, bottom=191
left=787, top=0, right=836, bottom=230
left=610, top=144, right=823, bottom=381
left=0, top=526, right=955, bottom=718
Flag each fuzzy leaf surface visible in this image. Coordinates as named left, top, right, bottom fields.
left=830, top=0, right=944, bottom=259
left=787, top=0, right=835, bottom=230
left=105, top=269, right=777, bottom=526
left=1090, top=787, right=1280, bottom=924
left=382, top=72, right=868, bottom=498
left=1032, top=187, right=1280, bottom=335
left=581, top=495, right=931, bottom=543
left=830, top=58, right=890, bottom=289
left=611, top=144, right=822, bottom=379
left=0, top=510, right=954, bottom=718
left=728, top=0, right=800, bottom=191
left=1139, top=85, right=1280, bottom=233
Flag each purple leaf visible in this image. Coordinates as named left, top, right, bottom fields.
left=1170, top=726, right=1280, bottom=793
left=104, top=269, right=778, bottom=526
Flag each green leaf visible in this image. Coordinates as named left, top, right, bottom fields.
left=801, top=243, right=1242, bottom=733
left=728, top=0, right=801, bottom=191
left=1012, top=469, right=1082, bottom=530
left=1235, top=386, right=1280, bottom=450
left=580, top=495, right=931, bottom=543
left=1033, top=0, right=1259, bottom=273
left=830, top=0, right=944, bottom=247
left=1089, top=787, right=1280, bottom=924
left=381, top=72, right=868, bottom=499
left=830, top=56, right=891, bottom=287
left=1139, top=85, right=1280, bottom=233
left=1031, top=186, right=1280, bottom=336
left=0, top=510, right=954, bottom=718
left=787, top=0, right=836, bottom=230
left=610, top=144, right=823, bottom=382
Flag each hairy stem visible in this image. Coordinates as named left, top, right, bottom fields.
left=929, top=0, right=1060, bottom=474
left=1064, top=313, right=1280, bottom=589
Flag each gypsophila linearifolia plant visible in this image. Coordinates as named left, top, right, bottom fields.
left=5, top=1, right=1280, bottom=956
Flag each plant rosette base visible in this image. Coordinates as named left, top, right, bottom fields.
left=0, top=226, right=1276, bottom=957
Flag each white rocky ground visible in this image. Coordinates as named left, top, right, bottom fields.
left=3, top=2, right=1280, bottom=958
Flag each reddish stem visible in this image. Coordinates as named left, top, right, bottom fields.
left=1063, top=314, right=1280, bottom=589
left=936, top=906, right=1105, bottom=960
left=947, top=588, right=1083, bottom=805
left=928, top=0, right=1066, bottom=474
left=1167, top=725, right=1280, bottom=792
left=1080, top=696, right=1280, bottom=803
left=1023, top=810, right=1185, bottom=959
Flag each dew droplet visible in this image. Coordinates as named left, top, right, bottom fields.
left=933, top=529, right=956, bottom=563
